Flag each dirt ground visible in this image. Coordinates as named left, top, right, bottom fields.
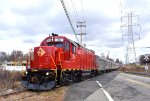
left=119, top=64, right=150, bottom=73
left=0, top=87, right=67, bottom=101
left=0, top=70, right=67, bottom=101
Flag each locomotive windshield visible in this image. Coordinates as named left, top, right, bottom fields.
left=47, top=42, right=63, bottom=48
left=45, top=37, right=64, bottom=48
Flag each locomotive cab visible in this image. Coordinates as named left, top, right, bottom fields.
left=22, top=34, right=77, bottom=90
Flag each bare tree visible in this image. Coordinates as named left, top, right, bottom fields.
left=115, top=58, right=120, bottom=63
left=139, top=54, right=150, bottom=65
left=0, top=52, right=7, bottom=63
left=9, top=50, right=23, bottom=61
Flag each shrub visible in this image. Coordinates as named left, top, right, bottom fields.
left=0, top=70, right=22, bottom=91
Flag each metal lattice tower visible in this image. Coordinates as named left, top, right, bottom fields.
left=121, top=11, right=140, bottom=64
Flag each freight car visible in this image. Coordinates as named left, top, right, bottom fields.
left=22, top=34, right=119, bottom=90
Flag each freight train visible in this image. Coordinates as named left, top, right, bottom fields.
left=22, top=33, right=119, bottom=90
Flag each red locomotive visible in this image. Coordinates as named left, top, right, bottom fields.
left=22, top=33, right=98, bottom=90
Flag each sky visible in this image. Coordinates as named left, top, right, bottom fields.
left=0, top=0, right=150, bottom=63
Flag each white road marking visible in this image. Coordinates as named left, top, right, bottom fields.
left=96, top=81, right=114, bottom=101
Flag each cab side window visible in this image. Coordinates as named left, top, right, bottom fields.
left=65, top=41, right=70, bottom=51
left=64, top=41, right=70, bottom=60
left=72, top=44, right=76, bottom=53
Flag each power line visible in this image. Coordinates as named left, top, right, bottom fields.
left=60, top=0, right=87, bottom=45
left=140, top=0, right=149, bottom=16
left=45, top=0, right=62, bottom=12
left=117, top=0, right=123, bottom=16
left=141, top=1, right=150, bottom=26
left=135, top=47, right=150, bottom=49
left=76, top=0, right=86, bottom=46
left=71, top=0, right=79, bottom=22
left=59, top=0, right=79, bottom=43
left=139, top=0, right=150, bottom=28
left=87, top=45, right=101, bottom=48
left=80, top=0, right=85, bottom=21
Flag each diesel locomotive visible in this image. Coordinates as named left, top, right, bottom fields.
left=22, top=33, right=119, bottom=90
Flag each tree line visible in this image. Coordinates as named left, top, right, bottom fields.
left=139, top=54, right=150, bottom=65
left=2, top=50, right=147, bottom=65
left=0, top=50, right=122, bottom=63
left=0, top=50, right=28, bottom=63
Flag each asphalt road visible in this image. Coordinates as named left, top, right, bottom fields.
left=64, top=71, right=150, bottom=101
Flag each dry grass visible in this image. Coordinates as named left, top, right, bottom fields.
left=0, top=87, right=67, bottom=101
left=119, top=64, right=150, bottom=73
left=0, top=70, right=66, bottom=101
left=0, top=70, right=22, bottom=92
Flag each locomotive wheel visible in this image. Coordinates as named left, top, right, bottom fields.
left=61, top=73, right=74, bottom=86
left=74, top=72, right=82, bottom=82
left=90, top=71, right=94, bottom=77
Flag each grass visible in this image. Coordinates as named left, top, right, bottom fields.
left=41, top=87, right=65, bottom=97
left=119, top=64, right=150, bottom=73
left=0, top=70, right=22, bottom=92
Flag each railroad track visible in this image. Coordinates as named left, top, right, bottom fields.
left=0, top=88, right=44, bottom=101
left=0, top=88, right=27, bottom=98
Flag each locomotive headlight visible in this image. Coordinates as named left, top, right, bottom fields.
left=25, top=71, right=28, bottom=75
left=46, top=72, right=49, bottom=75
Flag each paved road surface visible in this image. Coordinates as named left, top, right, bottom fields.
left=64, top=71, right=150, bottom=101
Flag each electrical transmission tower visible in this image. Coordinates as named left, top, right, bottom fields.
left=121, top=11, right=140, bottom=64
left=76, top=21, right=86, bottom=45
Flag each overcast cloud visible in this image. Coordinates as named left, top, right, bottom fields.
left=0, top=0, right=150, bottom=62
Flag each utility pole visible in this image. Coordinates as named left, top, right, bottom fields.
left=76, top=21, right=86, bottom=46
left=121, top=11, right=140, bottom=64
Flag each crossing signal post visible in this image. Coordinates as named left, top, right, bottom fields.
left=144, top=55, right=149, bottom=75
